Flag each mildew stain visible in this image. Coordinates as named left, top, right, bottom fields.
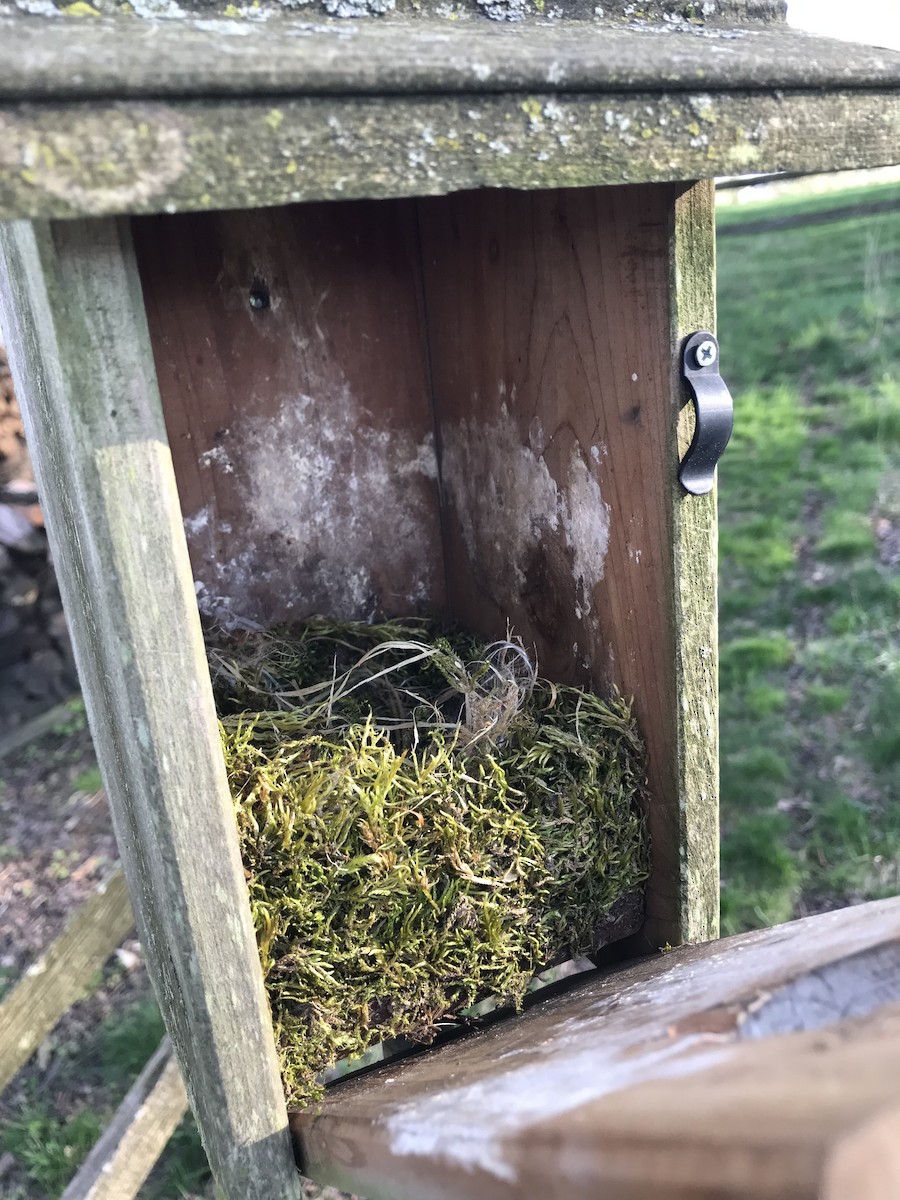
left=186, top=379, right=438, bottom=627
left=0, top=109, right=188, bottom=211
left=441, top=399, right=610, bottom=619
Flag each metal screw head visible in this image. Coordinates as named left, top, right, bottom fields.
left=694, top=339, right=718, bottom=368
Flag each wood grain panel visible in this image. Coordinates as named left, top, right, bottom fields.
left=417, top=184, right=693, bottom=946
left=133, top=201, right=444, bottom=628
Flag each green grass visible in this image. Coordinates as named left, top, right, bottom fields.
left=72, top=765, right=103, bottom=794
left=716, top=179, right=900, bottom=233
left=140, top=1118, right=209, bottom=1200
left=0, top=995, right=211, bottom=1199
left=717, top=178, right=900, bottom=933
left=0, top=1109, right=103, bottom=1198
left=95, top=997, right=166, bottom=1082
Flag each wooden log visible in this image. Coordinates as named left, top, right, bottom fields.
left=0, top=870, right=133, bottom=1094
left=60, top=1038, right=188, bottom=1200
left=293, top=896, right=900, bottom=1200
left=0, top=217, right=301, bottom=1199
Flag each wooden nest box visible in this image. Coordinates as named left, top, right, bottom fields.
left=3, top=3, right=900, bottom=1197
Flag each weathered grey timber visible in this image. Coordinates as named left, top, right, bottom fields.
left=0, top=0, right=895, bottom=223
left=4, top=20, right=898, bottom=101
left=61, top=1039, right=188, bottom=1200
left=0, top=870, right=134, bottom=1094
left=2, top=89, right=900, bottom=222
left=670, top=178, right=719, bottom=943
left=0, top=219, right=301, bottom=1200
left=294, top=896, right=900, bottom=1200
left=0, top=695, right=81, bottom=760
left=0, top=0, right=788, bottom=23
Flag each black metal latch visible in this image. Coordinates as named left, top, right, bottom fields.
left=678, top=331, right=734, bottom=496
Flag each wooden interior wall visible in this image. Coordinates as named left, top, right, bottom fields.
left=418, top=185, right=684, bottom=952
left=133, top=182, right=708, bottom=951
left=418, top=185, right=676, bottom=705
left=133, top=201, right=446, bottom=629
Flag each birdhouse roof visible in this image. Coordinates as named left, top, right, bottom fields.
left=2, top=0, right=900, bottom=218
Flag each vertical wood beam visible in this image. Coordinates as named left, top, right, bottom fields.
left=667, top=179, right=720, bottom=944
left=0, top=217, right=300, bottom=1200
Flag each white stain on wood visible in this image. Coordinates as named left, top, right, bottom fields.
left=441, top=400, right=610, bottom=618
left=382, top=952, right=735, bottom=1180
left=187, top=382, right=438, bottom=626
left=387, top=1035, right=729, bottom=1181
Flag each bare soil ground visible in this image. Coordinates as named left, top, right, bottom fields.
left=0, top=718, right=118, bottom=985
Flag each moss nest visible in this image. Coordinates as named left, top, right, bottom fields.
left=211, top=619, right=649, bottom=1107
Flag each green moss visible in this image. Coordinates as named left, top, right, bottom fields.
left=213, top=620, right=649, bottom=1107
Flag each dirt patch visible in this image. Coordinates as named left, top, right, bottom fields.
left=0, top=720, right=119, bottom=986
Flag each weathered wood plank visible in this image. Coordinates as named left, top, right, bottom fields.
left=293, top=896, right=900, bottom=1200
left=2, top=20, right=895, bottom=102
left=0, top=217, right=301, bottom=1199
left=0, top=870, right=133, bottom=1094
left=2, top=88, right=900, bottom=222
left=0, top=0, right=788, bottom=23
left=667, top=178, right=719, bottom=945
left=0, top=695, right=80, bottom=761
left=60, top=1038, right=188, bottom=1200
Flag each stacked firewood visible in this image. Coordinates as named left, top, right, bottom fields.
left=0, top=347, right=77, bottom=726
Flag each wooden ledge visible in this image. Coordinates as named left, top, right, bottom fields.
left=292, top=897, right=900, bottom=1200
left=2, top=88, right=900, bottom=221
left=2, top=17, right=899, bottom=102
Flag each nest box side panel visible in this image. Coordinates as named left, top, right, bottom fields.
left=133, top=201, right=445, bottom=629
left=0, top=217, right=300, bottom=1200
left=418, top=183, right=717, bottom=948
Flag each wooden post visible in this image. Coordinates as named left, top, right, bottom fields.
left=0, top=870, right=133, bottom=1094
left=61, top=1038, right=188, bottom=1200
left=0, top=218, right=301, bottom=1200
left=669, top=178, right=720, bottom=945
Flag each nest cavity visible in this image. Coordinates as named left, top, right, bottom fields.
left=212, top=619, right=649, bottom=1107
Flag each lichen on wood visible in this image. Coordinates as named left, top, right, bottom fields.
left=212, top=619, right=649, bottom=1107
left=0, top=0, right=787, bottom=22
left=2, top=88, right=900, bottom=222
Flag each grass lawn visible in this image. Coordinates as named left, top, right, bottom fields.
left=0, top=989, right=209, bottom=1199
left=716, top=180, right=900, bottom=933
